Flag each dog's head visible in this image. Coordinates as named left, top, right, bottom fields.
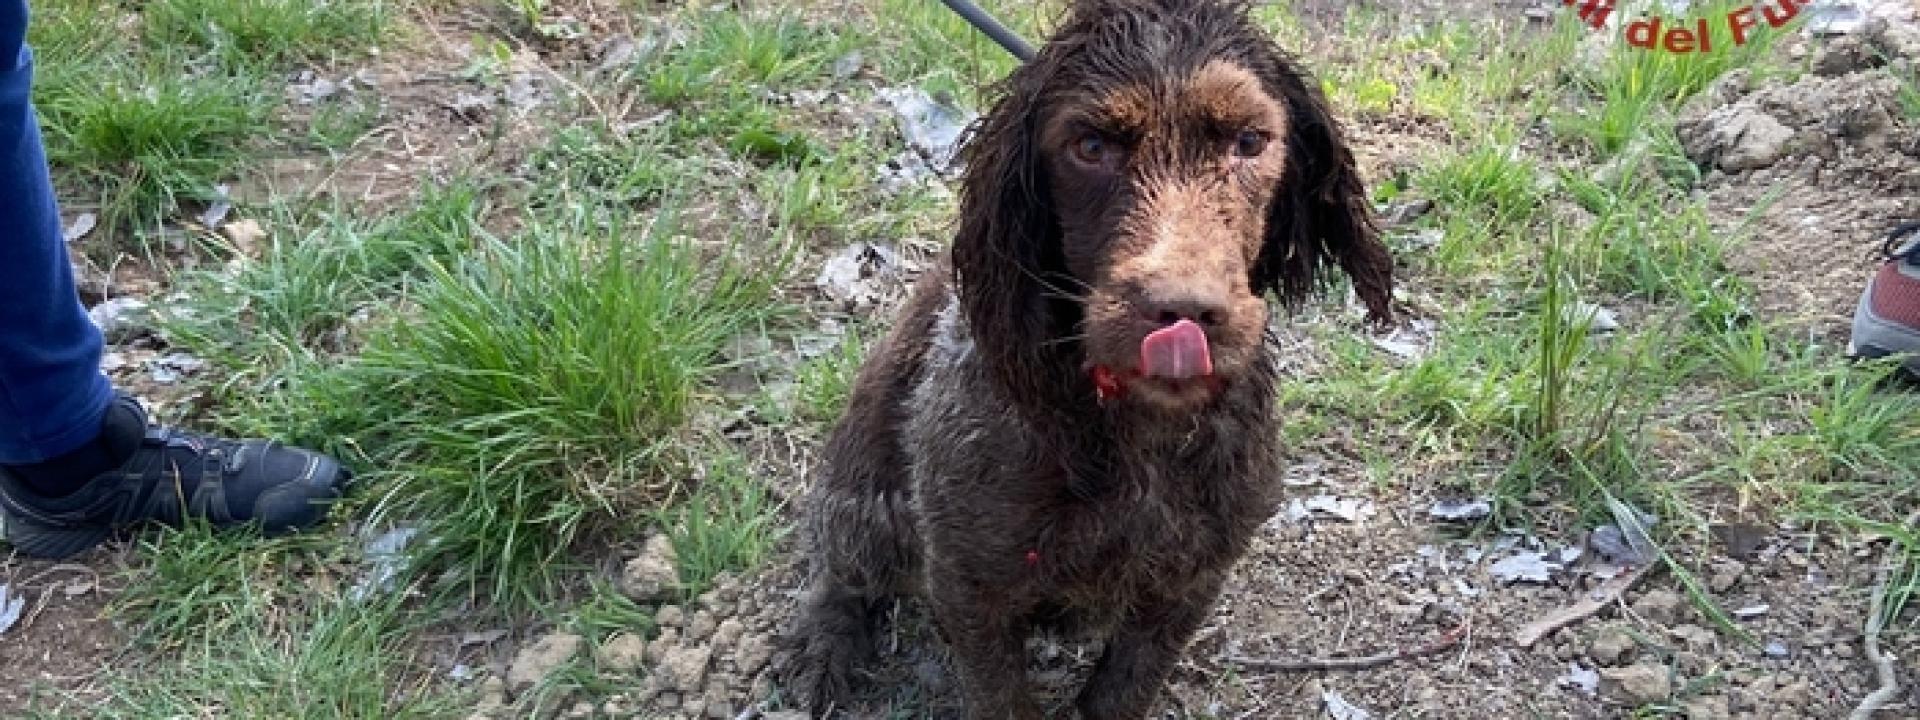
left=950, top=0, right=1393, bottom=413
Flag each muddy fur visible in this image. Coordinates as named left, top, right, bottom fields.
left=781, top=1, right=1393, bottom=717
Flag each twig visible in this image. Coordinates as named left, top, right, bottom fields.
left=1226, top=621, right=1470, bottom=672
left=1849, top=511, right=1919, bottom=720
left=1513, top=562, right=1653, bottom=648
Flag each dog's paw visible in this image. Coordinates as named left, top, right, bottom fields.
left=772, top=629, right=858, bottom=716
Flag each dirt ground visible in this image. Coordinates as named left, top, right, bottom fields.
left=0, top=550, right=127, bottom=713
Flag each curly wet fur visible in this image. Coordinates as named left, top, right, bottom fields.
left=782, top=1, right=1393, bottom=717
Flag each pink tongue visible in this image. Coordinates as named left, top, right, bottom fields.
left=1139, top=319, right=1213, bottom=380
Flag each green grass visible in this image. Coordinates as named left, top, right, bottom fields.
left=1415, top=135, right=1546, bottom=229
left=27, top=0, right=395, bottom=242
left=36, top=69, right=268, bottom=235
left=1554, top=0, right=1784, bottom=154
left=642, top=10, right=854, bottom=106
left=869, top=0, right=1054, bottom=98
left=142, top=0, right=392, bottom=70
left=792, top=328, right=868, bottom=425
left=343, top=205, right=786, bottom=609
left=101, top=524, right=456, bottom=718
left=163, top=181, right=485, bottom=364
left=658, top=451, right=786, bottom=599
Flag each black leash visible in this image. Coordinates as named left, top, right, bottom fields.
left=939, top=0, right=1036, bottom=62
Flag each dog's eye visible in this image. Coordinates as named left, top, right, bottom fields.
left=1072, top=134, right=1110, bottom=165
left=1232, top=130, right=1269, bottom=158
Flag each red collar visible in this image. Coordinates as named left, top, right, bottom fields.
left=1090, top=365, right=1130, bottom=403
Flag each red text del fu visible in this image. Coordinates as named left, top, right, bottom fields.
left=1562, top=0, right=1814, bottom=53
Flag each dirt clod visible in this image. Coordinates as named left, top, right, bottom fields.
left=1632, top=589, right=1685, bottom=626
left=646, top=627, right=680, bottom=666
left=1709, top=560, right=1746, bottom=593
left=656, top=643, right=714, bottom=696
left=1678, top=105, right=1795, bottom=173
left=621, top=535, right=680, bottom=603
left=1682, top=693, right=1731, bottom=720
left=595, top=632, right=648, bottom=673
left=507, top=632, right=583, bottom=694
left=656, top=604, right=685, bottom=628
left=1599, top=663, right=1673, bottom=706
left=711, top=618, right=744, bottom=652
left=686, top=609, right=716, bottom=641
left=468, top=676, right=507, bottom=720
left=1586, top=624, right=1637, bottom=666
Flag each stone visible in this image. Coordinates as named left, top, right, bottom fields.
left=1681, top=693, right=1730, bottom=720
left=735, top=634, right=774, bottom=676
left=686, top=610, right=717, bottom=641
left=621, top=535, right=680, bottom=602
left=1709, top=561, right=1745, bottom=593
left=712, top=572, right=741, bottom=603
left=1587, top=624, right=1637, bottom=666
left=1633, top=589, right=1685, bottom=626
left=646, top=627, right=680, bottom=665
left=595, top=632, right=648, bottom=673
left=712, top=619, right=745, bottom=651
left=1564, top=301, right=1619, bottom=333
left=563, top=701, right=594, bottom=719
left=1671, top=624, right=1716, bottom=650
left=701, top=684, right=735, bottom=719
left=470, top=676, right=507, bottom=718
left=601, top=694, right=634, bottom=717
left=88, top=297, right=153, bottom=343
left=655, top=604, right=685, bottom=628
left=1678, top=105, right=1794, bottom=173
left=507, top=632, right=583, bottom=693
left=221, top=218, right=267, bottom=256
left=1772, top=679, right=1810, bottom=707
left=1599, top=663, right=1672, bottom=705
left=657, top=643, right=714, bottom=695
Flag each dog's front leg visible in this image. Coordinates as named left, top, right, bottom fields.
left=924, top=576, right=1042, bottom=720
left=1074, top=572, right=1225, bottom=719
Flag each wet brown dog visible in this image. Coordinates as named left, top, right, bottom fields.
left=783, top=1, right=1393, bottom=716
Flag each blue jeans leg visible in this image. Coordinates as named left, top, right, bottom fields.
left=0, top=5, right=115, bottom=464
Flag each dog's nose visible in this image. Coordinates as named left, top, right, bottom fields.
left=1140, top=281, right=1231, bottom=328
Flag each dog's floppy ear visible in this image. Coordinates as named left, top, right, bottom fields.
left=949, top=54, right=1071, bottom=406
left=1252, top=64, right=1394, bottom=325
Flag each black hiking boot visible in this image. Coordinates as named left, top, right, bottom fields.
left=0, top=393, right=350, bottom=559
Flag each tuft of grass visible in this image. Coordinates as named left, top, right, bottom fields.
left=38, top=70, right=268, bottom=234
left=658, top=452, right=785, bottom=600
left=792, top=329, right=867, bottom=425
left=644, top=10, right=851, bottom=105
left=1404, top=15, right=1585, bottom=125
left=342, top=205, right=786, bottom=609
left=566, top=578, right=656, bottom=644
left=1806, top=362, right=1920, bottom=481
left=530, top=125, right=681, bottom=207
left=142, top=0, right=391, bottom=70
left=1415, top=137, right=1546, bottom=228
left=871, top=0, right=1053, bottom=97
left=1555, top=0, right=1782, bottom=154
left=100, top=522, right=454, bottom=718
left=163, top=181, right=485, bottom=364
